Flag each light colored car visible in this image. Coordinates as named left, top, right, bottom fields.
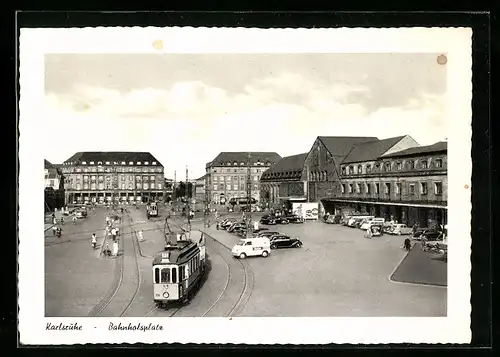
left=390, top=224, right=413, bottom=235
left=360, top=218, right=385, bottom=230
left=232, top=237, right=271, bottom=259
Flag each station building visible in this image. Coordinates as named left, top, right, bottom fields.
left=259, top=153, right=308, bottom=209
left=205, top=152, right=282, bottom=205
left=323, top=141, right=447, bottom=228
left=60, top=152, right=165, bottom=204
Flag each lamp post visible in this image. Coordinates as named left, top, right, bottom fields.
left=185, top=166, right=191, bottom=232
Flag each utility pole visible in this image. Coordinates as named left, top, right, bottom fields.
left=246, top=152, right=252, bottom=238
left=186, top=165, right=191, bottom=230
left=173, top=170, right=177, bottom=200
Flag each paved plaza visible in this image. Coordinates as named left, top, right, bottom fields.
left=44, top=205, right=446, bottom=317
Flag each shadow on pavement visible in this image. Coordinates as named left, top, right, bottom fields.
left=391, top=243, right=447, bottom=287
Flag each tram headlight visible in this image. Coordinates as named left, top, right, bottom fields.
left=163, top=292, right=170, bottom=298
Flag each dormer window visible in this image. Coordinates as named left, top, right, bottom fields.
left=105, top=161, right=110, bottom=165
left=227, top=161, right=231, bottom=166
left=98, top=161, right=102, bottom=165
left=409, top=160, right=415, bottom=170
left=435, top=159, right=443, bottom=168
left=357, top=165, right=362, bottom=174
left=234, top=161, right=238, bottom=166
left=82, top=161, right=87, bottom=165
left=366, top=165, right=372, bottom=173
left=375, top=163, right=380, bottom=171
left=152, top=161, right=157, bottom=165
left=396, top=162, right=402, bottom=170
left=240, top=162, right=244, bottom=166
left=121, top=161, right=126, bottom=165
left=341, top=167, right=346, bottom=175
left=129, top=161, right=133, bottom=165
left=137, top=162, right=141, bottom=165
left=421, top=160, right=428, bottom=169
left=144, top=161, right=149, bottom=165
left=348, top=166, right=354, bottom=175
left=384, top=162, right=391, bottom=171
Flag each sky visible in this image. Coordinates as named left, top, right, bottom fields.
left=44, top=53, right=447, bottom=180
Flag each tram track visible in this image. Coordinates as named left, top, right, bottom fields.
left=88, top=211, right=142, bottom=317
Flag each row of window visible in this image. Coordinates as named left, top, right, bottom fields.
left=69, top=183, right=163, bottom=190
left=341, top=158, right=444, bottom=176
left=211, top=175, right=260, bottom=182
left=215, top=160, right=270, bottom=167
left=65, top=160, right=158, bottom=166
left=212, top=184, right=259, bottom=191
left=262, top=170, right=303, bottom=180
left=210, top=168, right=266, bottom=174
left=153, top=255, right=201, bottom=284
left=76, top=175, right=158, bottom=182
left=62, top=166, right=163, bottom=174
left=341, top=181, right=443, bottom=196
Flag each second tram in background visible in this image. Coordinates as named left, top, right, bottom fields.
left=146, top=202, right=158, bottom=219
left=152, top=231, right=206, bottom=307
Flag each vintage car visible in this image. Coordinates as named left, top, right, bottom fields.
left=269, top=235, right=303, bottom=249
left=260, top=215, right=277, bottom=225
left=286, top=214, right=305, bottom=223
left=389, top=224, right=413, bottom=235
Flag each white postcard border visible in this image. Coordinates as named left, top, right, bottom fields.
left=19, top=27, right=472, bottom=345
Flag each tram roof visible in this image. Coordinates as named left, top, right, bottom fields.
left=152, top=240, right=199, bottom=265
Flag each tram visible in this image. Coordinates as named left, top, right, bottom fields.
left=146, top=202, right=158, bottom=219
left=152, top=231, right=206, bottom=307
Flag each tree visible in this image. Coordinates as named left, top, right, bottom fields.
left=175, top=181, right=193, bottom=199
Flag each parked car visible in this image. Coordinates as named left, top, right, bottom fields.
left=269, top=235, right=303, bottom=249
left=360, top=218, right=385, bottom=230
left=253, top=228, right=269, bottom=235
left=286, top=214, right=304, bottom=223
left=219, top=218, right=236, bottom=230
left=258, top=231, right=281, bottom=238
left=325, top=215, right=341, bottom=224
left=390, top=224, right=413, bottom=235
left=420, top=231, right=444, bottom=241
left=275, top=216, right=290, bottom=224
left=260, top=215, right=277, bottom=225
left=228, top=222, right=246, bottom=233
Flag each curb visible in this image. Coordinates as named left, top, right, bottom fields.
left=388, top=243, right=447, bottom=289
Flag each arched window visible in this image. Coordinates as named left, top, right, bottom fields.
left=357, top=165, right=363, bottom=174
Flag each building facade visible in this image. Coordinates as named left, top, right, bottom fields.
left=324, top=142, right=447, bottom=228
left=60, top=152, right=165, bottom=204
left=44, top=159, right=65, bottom=211
left=205, top=152, right=282, bottom=205
left=194, top=175, right=206, bottom=203
left=260, top=153, right=308, bottom=208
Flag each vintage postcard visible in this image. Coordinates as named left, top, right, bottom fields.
left=19, top=27, right=472, bottom=345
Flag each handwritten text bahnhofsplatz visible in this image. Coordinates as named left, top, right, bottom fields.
left=109, top=322, right=164, bottom=331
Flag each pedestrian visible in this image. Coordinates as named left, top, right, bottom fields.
left=111, top=227, right=117, bottom=242
left=52, top=225, right=57, bottom=236
left=137, top=230, right=143, bottom=242
left=60, top=216, right=64, bottom=225
left=404, top=237, right=412, bottom=251
left=91, top=233, right=97, bottom=249
left=53, top=217, right=57, bottom=225
left=72, top=215, right=77, bottom=225
left=112, top=240, right=119, bottom=256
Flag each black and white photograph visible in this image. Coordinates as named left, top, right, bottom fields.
left=19, top=27, right=472, bottom=345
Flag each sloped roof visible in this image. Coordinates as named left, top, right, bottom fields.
left=63, top=152, right=162, bottom=166
left=342, top=136, right=406, bottom=164
left=44, top=159, right=54, bottom=169
left=383, top=141, right=447, bottom=158
left=261, top=153, right=307, bottom=180
left=208, top=152, right=282, bottom=167
left=318, top=136, right=379, bottom=157
left=46, top=171, right=59, bottom=179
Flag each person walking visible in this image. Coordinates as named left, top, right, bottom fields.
left=52, top=225, right=57, bottom=236
left=72, top=215, right=77, bottom=225
left=111, top=227, right=117, bottom=242
left=91, top=233, right=97, bottom=249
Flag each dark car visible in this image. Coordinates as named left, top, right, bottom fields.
left=274, top=216, right=290, bottom=224
left=253, top=228, right=269, bottom=235
left=219, top=219, right=236, bottom=230
left=258, top=231, right=281, bottom=238
left=285, top=214, right=304, bottom=223
left=270, top=235, right=303, bottom=249
left=228, top=222, right=246, bottom=233
left=420, top=231, right=444, bottom=241
left=260, top=215, right=277, bottom=225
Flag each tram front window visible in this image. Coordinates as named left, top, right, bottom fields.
left=154, top=268, right=160, bottom=284
left=160, top=267, right=171, bottom=283
left=172, top=267, right=177, bottom=284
